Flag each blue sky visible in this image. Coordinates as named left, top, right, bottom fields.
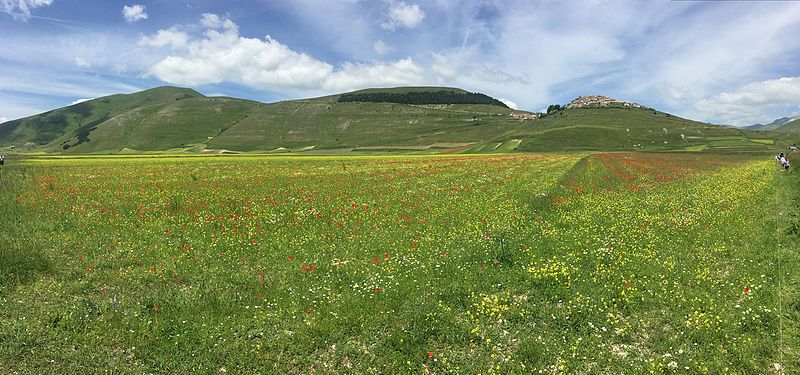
left=1, top=0, right=800, bottom=126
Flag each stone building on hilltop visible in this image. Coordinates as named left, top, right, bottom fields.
left=565, top=96, right=645, bottom=109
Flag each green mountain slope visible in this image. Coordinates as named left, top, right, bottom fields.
left=0, top=86, right=786, bottom=154
left=775, top=117, right=800, bottom=133
left=48, top=96, right=260, bottom=153
left=513, top=107, right=775, bottom=152
left=0, top=87, right=205, bottom=149
left=207, top=92, right=525, bottom=152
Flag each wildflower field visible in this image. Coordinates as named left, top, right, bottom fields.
left=0, top=153, right=798, bottom=373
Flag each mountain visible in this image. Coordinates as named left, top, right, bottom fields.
left=0, top=87, right=259, bottom=152
left=744, top=116, right=800, bottom=131
left=774, top=117, right=800, bottom=133
left=0, top=86, right=784, bottom=154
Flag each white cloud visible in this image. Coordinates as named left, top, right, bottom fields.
left=138, top=27, right=188, bottom=49
left=200, top=13, right=237, bottom=30
left=499, top=98, right=518, bottom=110
left=70, top=98, right=93, bottom=105
left=74, top=56, right=90, bottom=67
left=381, top=2, right=425, bottom=30
left=122, top=4, right=147, bottom=23
left=0, top=92, right=48, bottom=122
left=144, top=14, right=424, bottom=93
left=373, top=40, right=393, bottom=55
left=324, top=58, right=423, bottom=91
left=0, top=0, right=53, bottom=21
left=110, top=63, right=128, bottom=74
left=472, top=64, right=529, bottom=85
left=0, top=65, right=142, bottom=100
left=431, top=53, right=457, bottom=79
left=0, top=117, right=8, bottom=124
left=695, top=77, right=800, bottom=126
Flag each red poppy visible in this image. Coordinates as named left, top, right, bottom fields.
left=743, top=287, right=750, bottom=293
left=374, top=258, right=380, bottom=264
left=427, top=351, right=434, bottom=358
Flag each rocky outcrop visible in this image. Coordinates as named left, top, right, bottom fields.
left=565, top=96, right=645, bottom=109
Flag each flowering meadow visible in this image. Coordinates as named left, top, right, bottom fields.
left=0, top=153, right=797, bottom=373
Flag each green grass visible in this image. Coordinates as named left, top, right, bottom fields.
left=0, top=152, right=797, bottom=373
left=681, top=144, right=709, bottom=151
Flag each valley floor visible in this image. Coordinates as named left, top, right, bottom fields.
left=0, top=152, right=798, bottom=373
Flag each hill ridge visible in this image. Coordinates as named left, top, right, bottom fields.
left=0, top=85, right=792, bottom=154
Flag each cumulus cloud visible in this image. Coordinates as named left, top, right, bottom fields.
left=122, top=4, right=147, bottom=23
left=74, top=56, right=90, bottom=67
left=0, top=0, right=53, bottom=21
left=200, top=13, right=237, bottom=30
left=110, top=63, right=128, bottom=74
left=373, top=40, right=393, bottom=55
left=138, top=27, right=188, bottom=49
left=431, top=53, right=457, bottom=79
left=144, top=14, right=424, bottom=92
left=695, top=77, right=800, bottom=126
left=499, top=98, right=518, bottom=110
left=324, top=58, right=423, bottom=91
left=381, top=2, right=425, bottom=30
left=71, top=98, right=93, bottom=105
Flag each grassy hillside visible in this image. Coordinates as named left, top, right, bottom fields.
left=207, top=93, right=527, bottom=152
left=45, top=97, right=260, bottom=153
left=776, top=117, right=800, bottom=133
left=0, top=86, right=788, bottom=154
left=511, top=107, right=776, bottom=152
left=0, top=87, right=205, bottom=151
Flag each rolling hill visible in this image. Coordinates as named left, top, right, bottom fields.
left=744, top=116, right=800, bottom=131
left=0, top=86, right=788, bottom=154
left=774, top=117, right=800, bottom=133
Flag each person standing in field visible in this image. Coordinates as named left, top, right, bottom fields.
left=0, top=155, right=4, bottom=165
left=776, top=153, right=789, bottom=171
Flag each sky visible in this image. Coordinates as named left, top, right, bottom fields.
left=1, top=0, right=800, bottom=127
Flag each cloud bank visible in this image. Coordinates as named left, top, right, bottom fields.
left=144, top=14, right=424, bottom=92
left=0, top=0, right=53, bottom=20
left=696, top=77, right=800, bottom=126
